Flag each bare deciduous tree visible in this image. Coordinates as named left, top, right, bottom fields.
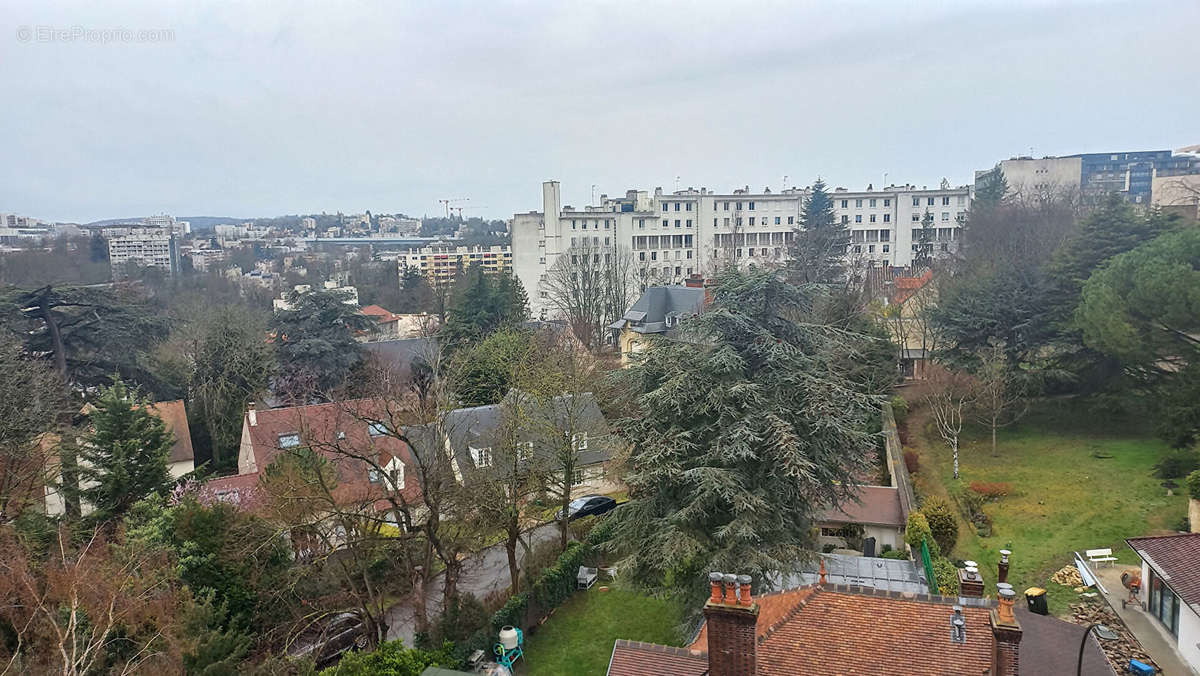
left=973, top=338, right=1028, bottom=454
left=924, top=367, right=975, bottom=480
left=544, top=244, right=641, bottom=350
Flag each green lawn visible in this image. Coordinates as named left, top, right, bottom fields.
left=519, top=586, right=685, bottom=676
left=907, top=398, right=1187, bottom=616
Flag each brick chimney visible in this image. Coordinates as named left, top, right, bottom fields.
left=704, top=572, right=758, bottom=676
left=990, top=587, right=1022, bottom=676
left=959, top=561, right=984, bottom=598
left=998, top=550, right=1011, bottom=584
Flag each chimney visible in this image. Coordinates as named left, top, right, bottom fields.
left=990, top=587, right=1022, bottom=676
left=959, top=561, right=984, bottom=598
left=998, top=549, right=1011, bottom=584
left=704, top=572, right=758, bottom=676
left=248, top=402, right=258, bottom=427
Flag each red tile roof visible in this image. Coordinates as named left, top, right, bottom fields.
left=147, top=399, right=195, bottom=464
left=615, top=585, right=998, bottom=676
left=1127, top=533, right=1200, bottom=608
left=607, top=641, right=707, bottom=676
left=239, top=399, right=421, bottom=508
left=816, top=485, right=906, bottom=527
left=201, top=472, right=262, bottom=509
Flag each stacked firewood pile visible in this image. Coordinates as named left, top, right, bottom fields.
left=1050, top=564, right=1083, bottom=588
left=1069, top=599, right=1155, bottom=670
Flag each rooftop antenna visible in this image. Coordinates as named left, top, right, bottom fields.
left=783, top=174, right=789, bottom=190
left=675, top=176, right=680, bottom=192
left=591, top=184, right=597, bottom=206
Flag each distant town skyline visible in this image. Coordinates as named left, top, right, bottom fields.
left=3, top=0, right=1198, bottom=223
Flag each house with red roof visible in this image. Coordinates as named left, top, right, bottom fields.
left=608, top=569, right=1111, bottom=676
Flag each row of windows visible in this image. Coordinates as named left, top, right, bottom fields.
left=713, top=215, right=796, bottom=227
left=851, top=244, right=892, bottom=254
left=713, top=232, right=793, bottom=247
left=842, top=198, right=892, bottom=208
left=638, top=249, right=694, bottom=262
left=633, top=234, right=694, bottom=249
left=851, top=229, right=890, bottom=243
left=663, top=202, right=695, bottom=212
left=909, top=211, right=963, bottom=222
left=570, top=236, right=611, bottom=246
left=469, top=433, right=590, bottom=468
left=655, top=219, right=693, bottom=229
left=570, top=219, right=613, bottom=230
left=844, top=213, right=892, bottom=224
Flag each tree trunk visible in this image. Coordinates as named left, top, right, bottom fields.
left=39, top=296, right=68, bottom=377
left=506, top=532, right=520, bottom=595
left=952, top=437, right=959, bottom=480
left=411, top=567, right=429, bottom=635
left=991, top=418, right=998, bottom=455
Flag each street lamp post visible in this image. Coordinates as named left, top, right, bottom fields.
left=1076, top=623, right=1119, bottom=676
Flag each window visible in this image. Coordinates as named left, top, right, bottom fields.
left=470, top=446, right=493, bottom=468
left=675, top=219, right=681, bottom=228
left=774, top=216, right=781, bottom=225
left=869, top=198, right=876, bottom=207
left=884, top=198, right=891, bottom=207
left=674, top=202, right=681, bottom=211
left=686, top=219, right=692, bottom=228
left=519, top=441, right=535, bottom=462
left=538, top=256, right=545, bottom=264
left=686, top=249, right=693, bottom=259
left=880, top=229, right=890, bottom=241
left=942, top=196, right=950, bottom=206
left=912, top=213, right=920, bottom=222
left=571, top=468, right=585, bottom=486
left=912, top=197, right=920, bottom=207
left=662, top=219, right=669, bottom=227
left=724, top=218, right=730, bottom=227
left=638, top=251, right=645, bottom=261
left=713, top=218, right=717, bottom=227
left=869, top=214, right=876, bottom=223
left=723, top=201, right=730, bottom=211
left=368, top=468, right=382, bottom=483
left=662, top=203, right=668, bottom=212
left=868, top=244, right=875, bottom=253
left=841, top=200, right=848, bottom=208
left=278, top=433, right=301, bottom=448
left=736, top=201, right=742, bottom=210
left=883, top=244, right=890, bottom=253
left=842, top=215, right=849, bottom=224
left=686, top=202, right=693, bottom=211
left=942, top=212, right=950, bottom=222
left=638, top=218, right=645, bottom=229
left=748, top=201, right=755, bottom=210
left=605, top=220, right=611, bottom=229
left=749, top=217, right=756, bottom=226
left=927, top=197, right=935, bottom=206
left=1148, top=568, right=1181, bottom=636
left=855, top=215, right=862, bottom=223
left=368, top=422, right=388, bottom=437
left=855, top=199, right=863, bottom=207
left=853, top=245, right=862, bottom=254
left=940, top=243, right=949, bottom=252
left=883, top=214, right=890, bottom=223
left=571, top=220, right=576, bottom=230
left=788, top=216, right=794, bottom=225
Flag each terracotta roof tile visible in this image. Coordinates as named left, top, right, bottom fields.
left=607, top=640, right=707, bottom=676
left=1127, top=532, right=1200, bottom=608
left=816, top=485, right=906, bottom=527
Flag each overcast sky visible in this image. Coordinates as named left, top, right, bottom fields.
left=3, top=0, right=1198, bottom=223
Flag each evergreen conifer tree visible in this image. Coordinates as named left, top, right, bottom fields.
left=789, top=179, right=849, bottom=284
left=77, top=380, right=174, bottom=523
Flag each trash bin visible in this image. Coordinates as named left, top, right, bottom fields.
left=1025, top=587, right=1048, bottom=616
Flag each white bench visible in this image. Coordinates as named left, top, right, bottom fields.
left=1086, top=548, right=1118, bottom=567
left=577, top=566, right=598, bottom=589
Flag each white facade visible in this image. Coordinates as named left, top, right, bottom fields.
left=982, top=157, right=1083, bottom=197
left=514, top=180, right=970, bottom=317
left=104, top=226, right=180, bottom=278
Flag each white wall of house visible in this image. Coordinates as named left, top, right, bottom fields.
left=169, top=458, right=195, bottom=479
left=1178, top=603, right=1200, bottom=672
left=818, top=524, right=903, bottom=551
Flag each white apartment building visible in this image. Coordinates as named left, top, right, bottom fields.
left=397, top=243, right=513, bottom=284
left=513, top=180, right=970, bottom=317
left=104, top=227, right=180, bottom=278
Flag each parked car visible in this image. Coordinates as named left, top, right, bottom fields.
left=561, top=494, right=617, bottom=521
left=287, top=611, right=368, bottom=668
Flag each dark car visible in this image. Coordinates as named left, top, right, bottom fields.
left=287, top=611, right=368, bottom=668
left=561, top=494, right=617, bottom=521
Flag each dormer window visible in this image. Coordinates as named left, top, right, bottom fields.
left=572, top=432, right=589, bottom=451
left=278, top=433, right=301, bottom=448
left=470, top=446, right=493, bottom=468
left=519, top=441, right=534, bottom=462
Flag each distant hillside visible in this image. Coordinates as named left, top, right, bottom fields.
left=85, top=216, right=249, bottom=231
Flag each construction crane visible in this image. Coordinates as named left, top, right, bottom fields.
left=453, top=205, right=489, bottom=219
left=438, top=198, right=469, bottom=217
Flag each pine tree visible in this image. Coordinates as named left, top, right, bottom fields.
left=974, top=167, right=1009, bottom=207
left=441, top=267, right=529, bottom=351
left=77, top=380, right=174, bottom=523
left=789, top=179, right=850, bottom=284
left=914, top=210, right=936, bottom=270
left=609, top=269, right=878, bottom=599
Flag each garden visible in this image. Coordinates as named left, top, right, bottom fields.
left=903, top=397, right=1189, bottom=616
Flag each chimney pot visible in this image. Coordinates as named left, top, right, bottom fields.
left=998, top=549, right=1011, bottom=584
left=709, top=572, right=725, bottom=604
left=737, top=575, right=753, bottom=606
left=722, top=574, right=738, bottom=605
left=248, top=402, right=258, bottom=427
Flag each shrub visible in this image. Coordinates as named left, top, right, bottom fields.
left=1187, top=470, right=1200, bottom=500
left=930, top=557, right=959, bottom=597
left=570, top=515, right=598, bottom=542
left=880, top=543, right=892, bottom=554
left=490, top=592, right=529, bottom=635
left=920, top=496, right=958, bottom=556
left=890, top=395, right=909, bottom=423
left=435, top=593, right=489, bottom=644
left=881, top=548, right=909, bottom=560
left=968, top=481, right=1012, bottom=500
left=320, top=639, right=455, bottom=676
left=821, top=543, right=837, bottom=554
left=903, top=450, right=920, bottom=475
left=531, top=541, right=586, bottom=610
left=904, top=512, right=938, bottom=556
left=1155, top=449, right=1200, bottom=480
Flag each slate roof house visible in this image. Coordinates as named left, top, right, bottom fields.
left=608, top=570, right=1111, bottom=676
left=608, top=283, right=707, bottom=363
left=1126, top=532, right=1200, bottom=671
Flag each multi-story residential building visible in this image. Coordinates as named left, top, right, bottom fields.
left=513, top=180, right=970, bottom=318
left=1152, top=173, right=1200, bottom=221
left=103, top=226, right=180, bottom=278
left=397, top=243, right=512, bottom=284
left=978, top=147, right=1200, bottom=204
